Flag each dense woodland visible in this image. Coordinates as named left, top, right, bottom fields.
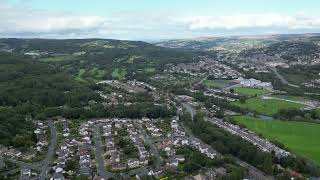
left=0, top=53, right=99, bottom=147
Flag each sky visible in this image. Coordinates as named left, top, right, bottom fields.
left=1, top=0, right=320, bottom=40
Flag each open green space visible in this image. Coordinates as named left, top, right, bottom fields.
left=233, top=87, right=268, bottom=96
left=39, top=55, right=78, bottom=62
left=74, top=68, right=86, bottom=82
left=203, top=80, right=229, bottom=88
left=233, top=98, right=305, bottom=115
left=144, top=67, right=156, bottom=73
left=234, top=116, right=320, bottom=165
left=111, top=68, right=127, bottom=80
left=90, top=67, right=105, bottom=79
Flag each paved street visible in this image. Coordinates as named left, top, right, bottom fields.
left=93, top=125, right=112, bottom=179
left=138, top=123, right=162, bottom=169
left=39, top=120, right=57, bottom=180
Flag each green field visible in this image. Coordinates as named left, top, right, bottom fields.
left=144, top=67, right=156, bottom=73
left=40, top=55, right=77, bottom=62
left=233, top=87, right=268, bottom=96
left=111, top=68, right=127, bottom=80
left=74, top=68, right=86, bottom=82
left=233, top=98, right=304, bottom=115
left=203, top=80, right=229, bottom=88
left=234, top=116, right=320, bottom=165
left=90, top=67, right=105, bottom=79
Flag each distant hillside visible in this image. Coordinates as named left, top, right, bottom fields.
left=0, top=38, right=199, bottom=81
left=155, top=33, right=320, bottom=53
left=239, top=41, right=320, bottom=62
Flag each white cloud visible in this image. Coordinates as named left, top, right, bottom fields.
left=1, top=1, right=320, bottom=40
left=175, top=13, right=320, bottom=30
left=0, top=3, right=109, bottom=35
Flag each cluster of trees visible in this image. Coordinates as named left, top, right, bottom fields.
left=0, top=107, right=36, bottom=148
left=181, top=112, right=320, bottom=176
left=41, top=102, right=175, bottom=120
left=176, top=146, right=219, bottom=173
left=192, top=92, right=246, bottom=114
left=274, top=108, right=320, bottom=122
left=115, top=129, right=138, bottom=159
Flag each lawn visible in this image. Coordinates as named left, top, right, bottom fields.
left=203, top=80, right=229, bottom=89
left=233, top=87, right=268, bottom=96
left=111, top=68, right=127, bottom=80
left=234, top=116, right=320, bottom=165
left=233, top=98, right=304, bottom=115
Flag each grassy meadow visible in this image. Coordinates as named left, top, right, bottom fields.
left=234, top=116, right=320, bottom=165
left=233, top=98, right=304, bottom=115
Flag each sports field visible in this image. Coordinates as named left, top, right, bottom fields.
left=233, top=87, right=268, bottom=96
left=233, top=98, right=304, bottom=115
left=234, top=116, right=320, bottom=165
left=203, top=80, right=229, bottom=88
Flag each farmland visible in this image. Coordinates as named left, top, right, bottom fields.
left=233, top=98, right=305, bottom=115
left=234, top=116, right=320, bottom=165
